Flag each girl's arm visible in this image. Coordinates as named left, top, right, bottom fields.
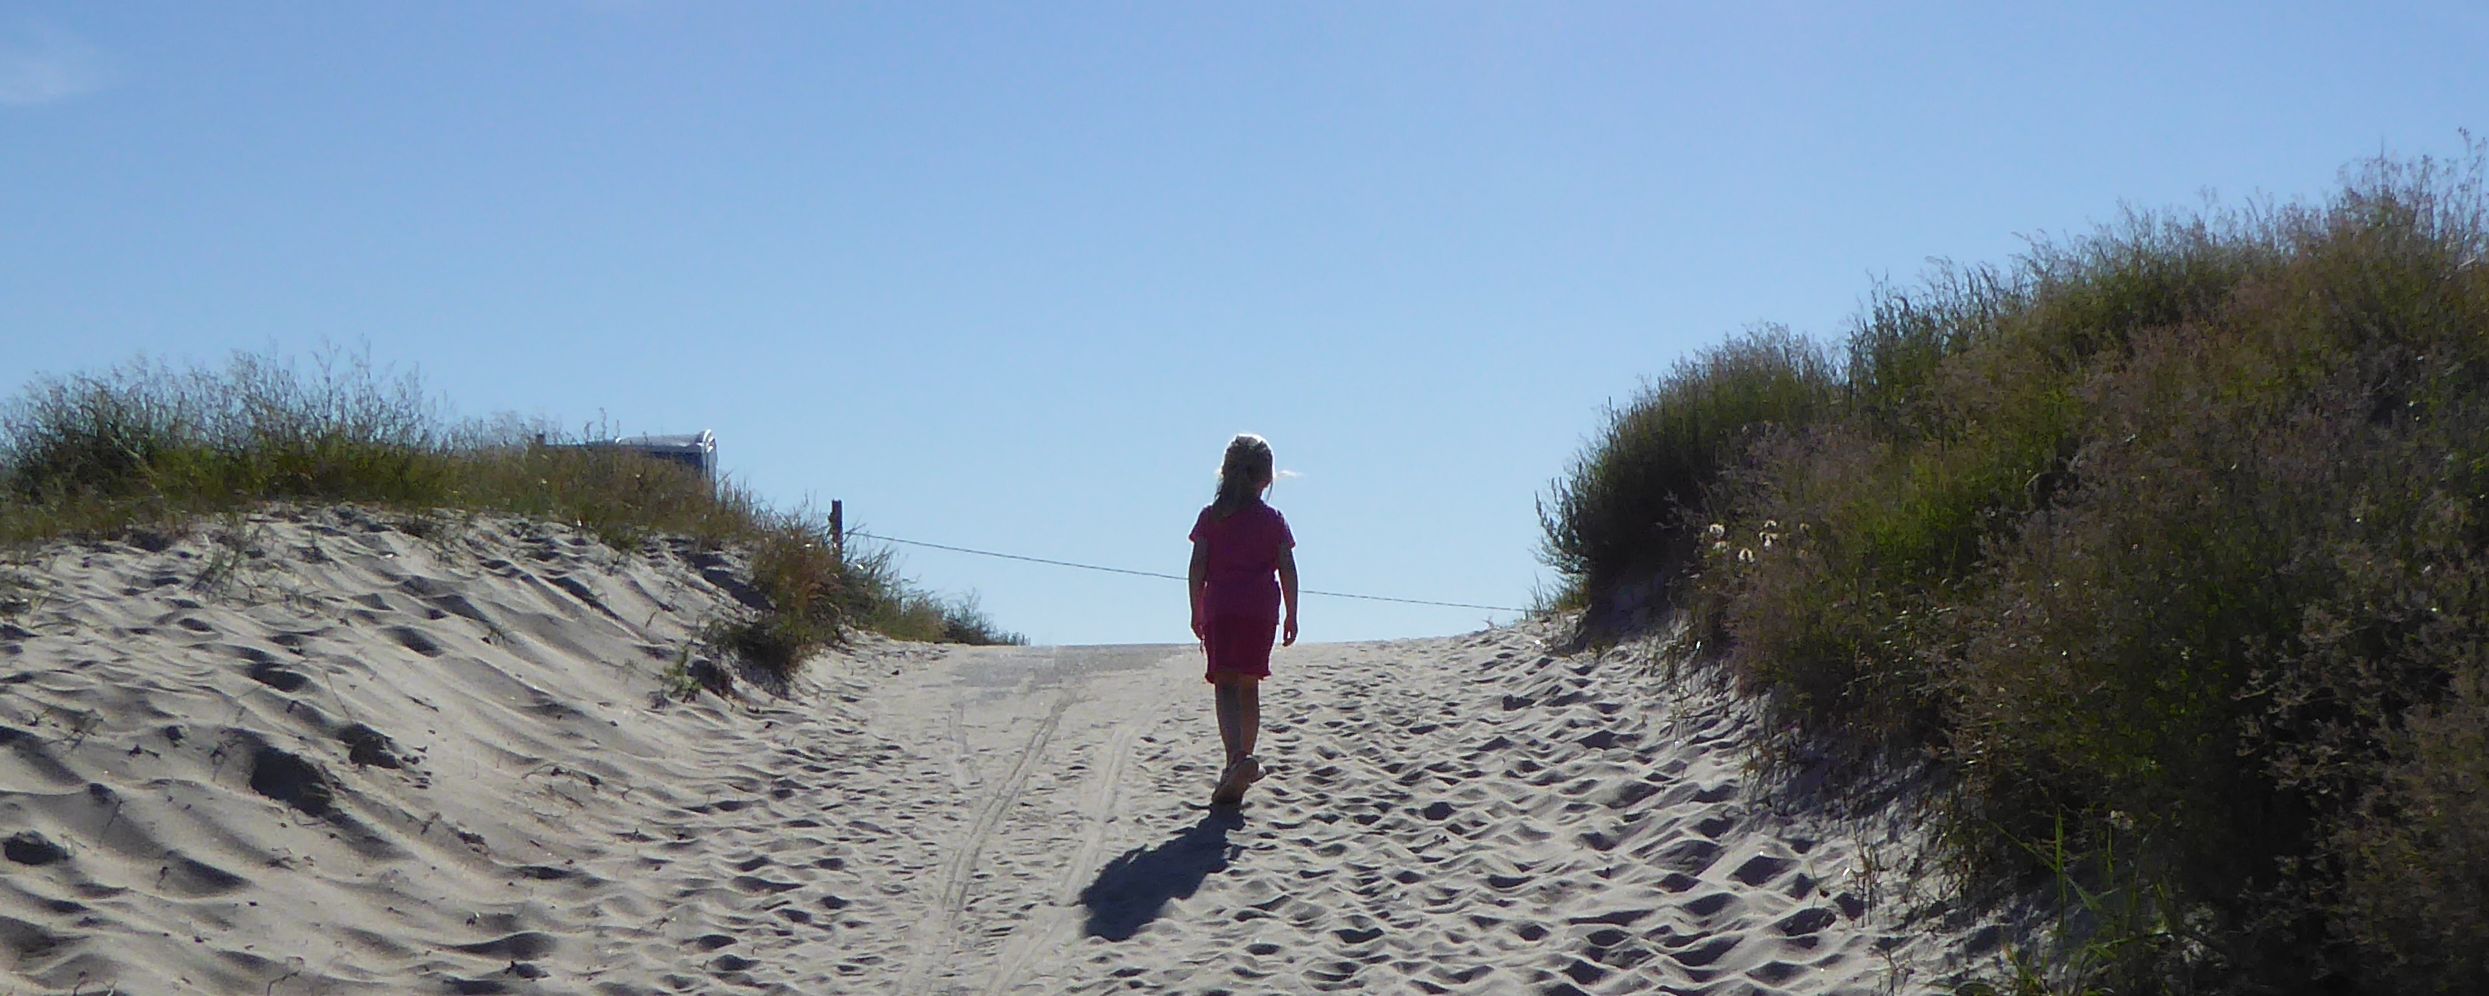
left=1277, top=547, right=1299, bottom=646
left=1188, top=539, right=1210, bottom=644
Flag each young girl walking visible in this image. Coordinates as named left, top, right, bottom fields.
left=1188, top=433, right=1299, bottom=806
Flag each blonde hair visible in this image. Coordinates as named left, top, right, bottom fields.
left=1213, top=433, right=1275, bottom=514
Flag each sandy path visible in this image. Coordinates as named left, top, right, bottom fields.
left=1, top=510, right=2006, bottom=994
left=827, top=634, right=2002, bottom=995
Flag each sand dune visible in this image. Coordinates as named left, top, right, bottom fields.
left=1, top=509, right=2011, bottom=993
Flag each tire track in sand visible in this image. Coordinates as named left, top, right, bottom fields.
left=901, top=690, right=1073, bottom=995
left=978, top=719, right=1141, bottom=995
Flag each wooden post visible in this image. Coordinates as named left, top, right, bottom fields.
left=829, top=500, right=844, bottom=561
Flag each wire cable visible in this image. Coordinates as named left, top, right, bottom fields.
left=845, top=530, right=1528, bottom=613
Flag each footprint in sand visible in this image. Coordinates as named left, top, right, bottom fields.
left=245, top=659, right=309, bottom=692
left=1731, top=852, right=1795, bottom=887
left=381, top=625, right=444, bottom=657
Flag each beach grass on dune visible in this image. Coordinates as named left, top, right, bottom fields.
left=0, top=347, right=1024, bottom=678
left=1543, top=144, right=2489, bottom=992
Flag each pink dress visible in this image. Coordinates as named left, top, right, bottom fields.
left=1189, top=501, right=1295, bottom=682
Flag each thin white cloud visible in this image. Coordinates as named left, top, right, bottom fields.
left=0, top=22, right=107, bottom=107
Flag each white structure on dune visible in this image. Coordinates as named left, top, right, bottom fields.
left=542, top=430, right=719, bottom=484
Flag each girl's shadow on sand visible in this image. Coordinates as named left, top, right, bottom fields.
left=1078, top=808, right=1246, bottom=941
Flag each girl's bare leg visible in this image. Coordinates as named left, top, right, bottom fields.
left=1213, top=682, right=1243, bottom=765
left=1210, top=676, right=1265, bottom=803
left=1237, top=681, right=1260, bottom=761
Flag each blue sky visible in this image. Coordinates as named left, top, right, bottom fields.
left=4, top=3, right=2483, bottom=644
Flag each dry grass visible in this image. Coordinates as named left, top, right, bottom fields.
left=0, top=347, right=1024, bottom=684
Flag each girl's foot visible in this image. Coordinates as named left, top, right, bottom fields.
left=1211, top=755, right=1264, bottom=806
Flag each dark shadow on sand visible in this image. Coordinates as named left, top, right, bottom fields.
left=1078, top=808, right=1245, bottom=941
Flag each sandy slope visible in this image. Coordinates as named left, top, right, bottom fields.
left=0, top=509, right=2008, bottom=994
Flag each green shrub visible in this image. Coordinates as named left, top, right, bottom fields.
left=1694, top=274, right=2079, bottom=747
left=1551, top=140, right=2489, bottom=992
left=2011, top=209, right=2277, bottom=375
left=1937, top=323, right=2328, bottom=952
left=1843, top=263, right=2021, bottom=441
left=2331, top=661, right=2489, bottom=992
left=1537, top=325, right=1837, bottom=604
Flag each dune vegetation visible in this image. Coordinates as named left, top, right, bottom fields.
left=0, top=349, right=1024, bottom=680
left=1541, top=145, right=2489, bottom=992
